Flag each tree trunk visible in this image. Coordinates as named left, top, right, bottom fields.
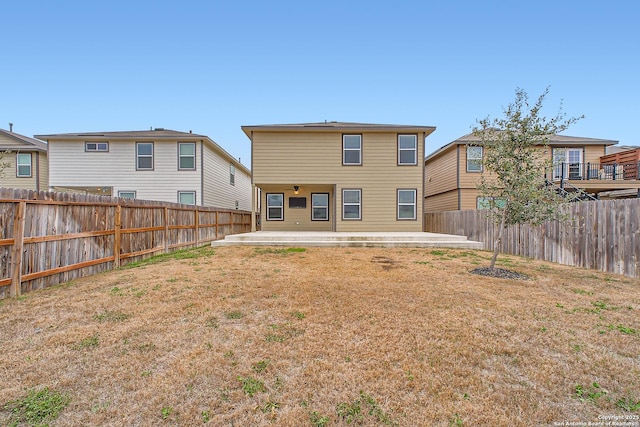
left=490, top=207, right=507, bottom=269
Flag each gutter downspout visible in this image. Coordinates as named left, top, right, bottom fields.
left=35, top=152, right=40, bottom=191
left=456, top=145, right=461, bottom=210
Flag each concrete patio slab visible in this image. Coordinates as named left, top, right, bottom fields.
left=212, top=231, right=483, bottom=249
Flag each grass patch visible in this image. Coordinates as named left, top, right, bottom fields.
left=3, top=387, right=70, bottom=427
left=254, top=247, right=306, bottom=255
left=122, top=246, right=215, bottom=269
left=93, top=309, right=130, bottom=322
left=336, top=391, right=398, bottom=426
left=74, top=334, right=99, bottom=349
left=252, top=360, right=270, bottom=374
left=575, top=382, right=607, bottom=404
left=225, top=310, right=243, bottom=320
left=237, top=376, right=266, bottom=397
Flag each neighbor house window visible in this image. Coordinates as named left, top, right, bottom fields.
left=343, top=134, right=362, bottom=165
left=398, top=135, right=418, bottom=165
left=178, top=142, right=196, bottom=170
left=466, top=146, right=483, bottom=172
left=266, top=193, right=284, bottom=220
left=230, top=163, right=235, bottom=185
left=118, top=191, right=136, bottom=199
left=16, top=153, right=32, bottom=177
left=477, top=197, right=506, bottom=210
left=342, top=189, right=361, bottom=220
left=85, top=142, right=109, bottom=152
left=397, top=189, right=417, bottom=220
left=136, top=142, right=154, bottom=170
left=178, top=191, right=196, bottom=205
left=312, top=193, right=329, bottom=221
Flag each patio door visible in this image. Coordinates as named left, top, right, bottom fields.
left=553, top=148, right=583, bottom=180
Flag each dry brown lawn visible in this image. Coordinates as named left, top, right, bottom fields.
left=0, top=246, right=638, bottom=427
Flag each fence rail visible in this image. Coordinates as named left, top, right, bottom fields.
left=0, top=188, right=252, bottom=298
left=425, top=198, right=640, bottom=278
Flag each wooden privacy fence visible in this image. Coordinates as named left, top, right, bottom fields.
left=0, top=188, right=252, bottom=298
left=425, top=198, right=640, bottom=278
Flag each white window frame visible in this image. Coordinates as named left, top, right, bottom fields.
left=230, top=163, right=235, bottom=185
left=118, top=191, right=136, bottom=199
left=311, top=193, right=329, bottom=221
left=16, top=153, right=32, bottom=177
left=266, top=193, right=284, bottom=221
left=397, top=189, right=417, bottom=220
left=466, top=146, right=483, bottom=172
left=178, top=142, right=196, bottom=170
left=398, top=134, right=418, bottom=165
left=85, top=142, right=109, bottom=152
left=178, top=191, right=196, bottom=205
left=136, top=142, right=154, bottom=170
left=342, top=134, right=362, bottom=165
left=342, top=189, right=361, bottom=220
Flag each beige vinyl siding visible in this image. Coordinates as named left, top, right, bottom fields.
left=460, top=188, right=484, bottom=211
left=38, top=152, right=49, bottom=189
left=253, top=131, right=424, bottom=231
left=458, top=145, right=483, bottom=189
left=424, top=190, right=459, bottom=213
left=49, top=139, right=202, bottom=204
left=202, top=142, right=252, bottom=210
left=424, top=146, right=458, bottom=197
left=0, top=151, right=47, bottom=191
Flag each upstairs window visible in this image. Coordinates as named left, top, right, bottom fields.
left=16, top=153, right=32, bottom=177
left=398, top=135, right=417, bottom=165
left=230, top=163, right=235, bottom=185
left=343, top=134, right=362, bottom=165
left=466, top=146, right=483, bottom=172
left=85, top=142, right=109, bottom=152
left=136, top=142, right=154, bottom=170
left=178, top=142, right=196, bottom=170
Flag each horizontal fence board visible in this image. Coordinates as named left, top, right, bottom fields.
left=0, top=187, right=253, bottom=299
left=425, top=198, right=640, bottom=279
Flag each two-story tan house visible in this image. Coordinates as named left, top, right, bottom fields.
left=424, top=132, right=640, bottom=213
left=36, top=129, right=251, bottom=210
left=0, top=127, right=48, bottom=191
left=243, top=122, right=436, bottom=231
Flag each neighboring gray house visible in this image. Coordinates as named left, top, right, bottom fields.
left=36, top=129, right=251, bottom=209
left=0, top=126, right=48, bottom=191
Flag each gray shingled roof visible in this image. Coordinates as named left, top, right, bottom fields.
left=34, top=128, right=206, bottom=139
left=0, top=128, right=48, bottom=151
left=241, top=121, right=436, bottom=138
left=426, top=132, right=618, bottom=162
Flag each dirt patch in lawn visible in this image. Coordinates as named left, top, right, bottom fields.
left=0, top=246, right=638, bottom=426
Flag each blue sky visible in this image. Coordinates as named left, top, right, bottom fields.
left=2, top=0, right=638, bottom=168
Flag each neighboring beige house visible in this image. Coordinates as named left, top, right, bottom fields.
left=36, top=129, right=251, bottom=209
left=243, top=121, right=436, bottom=231
left=0, top=126, right=48, bottom=191
left=424, top=132, right=640, bottom=213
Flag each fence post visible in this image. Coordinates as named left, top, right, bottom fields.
left=194, top=208, right=199, bottom=246
left=114, top=205, right=121, bottom=269
left=215, top=211, right=219, bottom=241
left=10, top=201, right=26, bottom=297
left=164, top=207, right=169, bottom=253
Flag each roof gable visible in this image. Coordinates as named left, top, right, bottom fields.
left=0, top=129, right=48, bottom=152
